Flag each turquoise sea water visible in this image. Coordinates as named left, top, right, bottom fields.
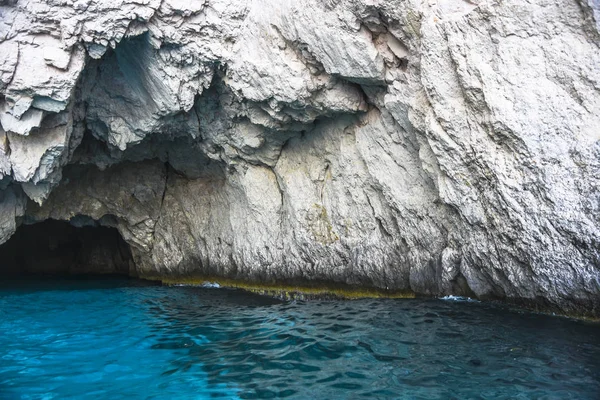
left=0, top=278, right=599, bottom=399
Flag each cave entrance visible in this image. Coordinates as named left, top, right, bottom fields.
left=0, top=220, right=134, bottom=277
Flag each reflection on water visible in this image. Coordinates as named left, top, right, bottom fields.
left=0, top=278, right=599, bottom=399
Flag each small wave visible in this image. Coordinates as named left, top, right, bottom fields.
left=440, top=295, right=479, bottom=302
left=171, top=282, right=221, bottom=288
left=201, top=282, right=221, bottom=288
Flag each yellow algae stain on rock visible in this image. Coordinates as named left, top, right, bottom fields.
left=142, top=275, right=415, bottom=301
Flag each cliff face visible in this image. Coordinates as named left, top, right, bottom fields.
left=1, top=0, right=599, bottom=314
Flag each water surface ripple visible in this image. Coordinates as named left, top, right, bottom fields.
left=0, top=278, right=599, bottom=399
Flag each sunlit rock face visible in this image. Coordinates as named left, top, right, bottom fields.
left=0, top=0, right=599, bottom=315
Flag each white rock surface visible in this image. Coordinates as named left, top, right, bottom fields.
left=1, top=0, right=599, bottom=314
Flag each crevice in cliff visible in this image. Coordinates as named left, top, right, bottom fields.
left=159, top=161, right=169, bottom=214
left=4, top=42, right=19, bottom=88
left=0, top=219, right=134, bottom=276
left=148, top=161, right=170, bottom=253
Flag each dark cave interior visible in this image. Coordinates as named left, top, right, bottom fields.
left=0, top=220, right=133, bottom=276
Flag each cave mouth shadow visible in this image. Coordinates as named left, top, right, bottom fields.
left=0, top=219, right=134, bottom=278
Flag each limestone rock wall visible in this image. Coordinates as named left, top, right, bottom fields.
left=1, top=0, right=599, bottom=315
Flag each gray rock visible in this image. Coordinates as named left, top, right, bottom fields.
left=0, top=0, right=599, bottom=315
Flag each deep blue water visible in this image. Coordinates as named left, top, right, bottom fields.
left=0, top=278, right=599, bottom=399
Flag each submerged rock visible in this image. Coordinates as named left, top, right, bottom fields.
left=0, top=0, right=599, bottom=316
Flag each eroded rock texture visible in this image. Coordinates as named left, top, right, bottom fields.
left=1, top=0, right=599, bottom=315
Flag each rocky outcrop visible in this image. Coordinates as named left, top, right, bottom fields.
left=1, top=0, right=599, bottom=315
